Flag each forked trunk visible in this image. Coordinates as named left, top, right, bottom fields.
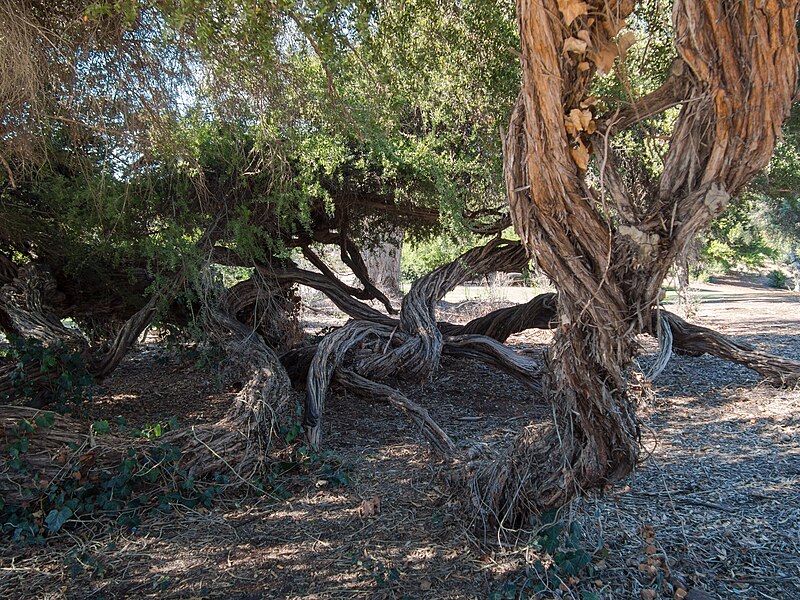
left=474, top=0, right=800, bottom=523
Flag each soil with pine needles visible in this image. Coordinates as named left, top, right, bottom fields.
left=1, top=276, right=798, bottom=599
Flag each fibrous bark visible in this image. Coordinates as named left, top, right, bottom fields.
left=661, top=312, right=800, bottom=386
left=446, top=293, right=800, bottom=385
left=472, top=0, right=800, bottom=525
left=303, top=238, right=536, bottom=453
left=362, top=239, right=527, bottom=382
left=283, top=281, right=800, bottom=391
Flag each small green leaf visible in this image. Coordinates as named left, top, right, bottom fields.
left=35, top=412, right=56, bottom=429
left=45, top=507, right=73, bottom=533
left=93, top=420, right=111, bottom=435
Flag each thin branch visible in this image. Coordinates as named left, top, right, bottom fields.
left=597, top=61, right=690, bottom=136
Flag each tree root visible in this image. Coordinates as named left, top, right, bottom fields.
left=661, top=311, right=800, bottom=386
left=442, top=335, right=541, bottom=392
left=447, top=293, right=800, bottom=387
left=305, top=320, right=392, bottom=448
left=303, top=239, right=536, bottom=451
left=336, top=369, right=456, bottom=455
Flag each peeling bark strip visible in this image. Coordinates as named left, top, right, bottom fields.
left=474, top=0, right=800, bottom=525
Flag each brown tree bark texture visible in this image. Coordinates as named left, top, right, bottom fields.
left=475, top=0, right=800, bottom=525
left=303, top=239, right=532, bottom=451
left=363, top=226, right=404, bottom=297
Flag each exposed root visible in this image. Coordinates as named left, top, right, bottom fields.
left=442, top=335, right=541, bottom=393
left=442, top=292, right=558, bottom=341
left=0, top=264, right=183, bottom=402
left=447, top=292, right=800, bottom=387
left=468, top=320, right=641, bottom=529
left=661, top=311, right=800, bottom=386
left=336, top=369, right=456, bottom=455
left=305, top=320, right=393, bottom=448
left=302, top=240, right=537, bottom=451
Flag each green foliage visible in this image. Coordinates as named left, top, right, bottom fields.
left=2, top=416, right=216, bottom=542
left=401, top=233, right=479, bottom=282
left=699, top=105, right=800, bottom=272
left=491, top=512, right=606, bottom=600
left=2, top=0, right=525, bottom=290
left=0, top=337, right=94, bottom=410
left=767, top=270, right=788, bottom=288
left=1, top=410, right=349, bottom=542
left=590, top=0, right=677, bottom=188
left=700, top=197, right=777, bottom=272
left=746, top=104, right=800, bottom=248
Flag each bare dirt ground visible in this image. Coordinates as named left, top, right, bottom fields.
left=1, top=277, right=798, bottom=599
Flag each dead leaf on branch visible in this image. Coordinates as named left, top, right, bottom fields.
left=576, top=29, right=592, bottom=46
left=570, top=139, right=591, bottom=170
left=589, top=42, right=618, bottom=75
left=589, top=31, right=636, bottom=75
left=566, top=108, right=595, bottom=136
left=603, top=17, right=627, bottom=37
left=579, top=108, right=593, bottom=130
left=617, top=30, right=637, bottom=55
left=557, top=0, right=589, bottom=26
left=563, top=37, right=588, bottom=55
left=565, top=119, right=577, bottom=136
left=568, top=108, right=584, bottom=133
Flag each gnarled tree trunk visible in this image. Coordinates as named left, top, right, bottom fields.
left=0, top=263, right=183, bottom=405
left=0, top=272, right=292, bottom=508
left=473, top=0, right=800, bottom=525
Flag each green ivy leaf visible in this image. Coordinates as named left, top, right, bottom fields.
left=93, top=420, right=111, bottom=435
left=44, top=507, right=73, bottom=533
left=35, top=412, right=56, bottom=429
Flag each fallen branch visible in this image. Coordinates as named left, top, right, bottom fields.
left=661, top=311, right=800, bottom=386
left=336, top=369, right=456, bottom=455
